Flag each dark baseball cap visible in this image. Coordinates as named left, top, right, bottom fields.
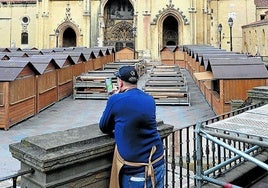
left=114, top=66, right=139, bottom=84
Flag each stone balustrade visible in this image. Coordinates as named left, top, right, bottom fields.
left=9, top=121, right=173, bottom=188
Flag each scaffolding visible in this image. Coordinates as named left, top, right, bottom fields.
left=195, top=104, right=268, bottom=188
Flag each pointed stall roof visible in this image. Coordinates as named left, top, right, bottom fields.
left=182, top=45, right=215, bottom=54
left=0, top=48, right=11, bottom=52
left=201, top=53, right=248, bottom=69
left=72, top=46, right=88, bottom=51
left=160, top=45, right=177, bottom=52
left=9, top=56, right=59, bottom=74
left=3, top=51, right=29, bottom=58
left=211, top=65, right=268, bottom=79
left=105, top=46, right=116, bottom=53
left=197, top=52, right=238, bottom=63
left=90, top=48, right=104, bottom=57
left=40, top=49, right=56, bottom=54
left=44, top=54, right=75, bottom=68
left=22, top=49, right=43, bottom=56
left=81, top=51, right=96, bottom=61
left=0, top=60, right=40, bottom=81
left=191, top=48, right=226, bottom=60
left=0, top=53, right=10, bottom=60
left=61, top=51, right=87, bottom=64
left=93, top=46, right=112, bottom=55
left=7, top=47, right=22, bottom=52
left=206, top=58, right=268, bottom=79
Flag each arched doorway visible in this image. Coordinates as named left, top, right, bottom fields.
left=103, top=0, right=134, bottom=52
left=163, top=16, right=178, bottom=46
left=62, top=27, right=76, bottom=47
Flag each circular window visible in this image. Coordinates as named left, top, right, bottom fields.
left=21, top=16, right=30, bottom=24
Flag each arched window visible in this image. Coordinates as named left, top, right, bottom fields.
left=115, top=42, right=123, bottom=52
left=126, top=42, right=133, bottom=49
left=21, top=32, right=28, bottom=44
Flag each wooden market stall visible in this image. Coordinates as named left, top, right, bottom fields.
left=183, top=45, right=216, bottom=71
left=0, top=61, right=39, bottom=130
left=28, top=57, right=60, bottom=113
left=194, top=58, right=268, bottom=115
left=91, top=48, right=104, bottom=70
left=0, top=46, right=117, bottom=130
left=62, top=51, right=87, bottom=77
left=81, top=50, right=95, bottom=72
left=160, top=46, right=176, bottom=65
left=187, top=48, right=226, bottom=76
left=53, top=54, right=75, bottom=100
left=174, top=45, right=185, bottom=68
left=33, top=53, right=76, bottom=100
left=115, top=47, right=136, bottom=61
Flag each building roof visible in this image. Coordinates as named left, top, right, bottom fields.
left=201, top=54, right=248, bottom=68
left=0, top=60, right=40, bottom=81
left=207, top=58, right=268, bottom=79
left=9, top=56, right=59, bottom=73
left=195, top=56, right=268, bottom=80
left=255, top=0, right=268, bottom=7
left=242, top=19, right=268, bottom=28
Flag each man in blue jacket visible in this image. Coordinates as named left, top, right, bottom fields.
left=99, top=66, right=165, bottom=188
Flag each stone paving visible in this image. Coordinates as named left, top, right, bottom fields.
left=0, top=69, right=216, bottom=187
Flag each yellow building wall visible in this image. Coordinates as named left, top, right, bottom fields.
left=0, top=0, right=263, bottom=61
left=242, top=23, right=268, bottom=56
left=0, top=4, right=37, bottom=48
left=210, top=0, right=256, bottom=52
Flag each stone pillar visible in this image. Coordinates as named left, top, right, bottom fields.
left=247, top=86, right=268, bottom=105
left=10, top=122, right=173, bottom=188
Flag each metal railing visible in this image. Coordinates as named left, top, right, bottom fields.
left=0, top=103, right=263, bottom=188
left=163, top=102, right=264, bottom=188
left=0, top=168, right=34, bottom=188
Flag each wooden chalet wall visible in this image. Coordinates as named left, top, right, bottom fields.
left=160, top=46, right=186, bottom=68
left=160, top=46, right=175, bottom=65
left=56, top=57, right=75, bottom=100
left=0, top=82, right=8, bottom=129
left=184, top=45, right=268, bottom=115
left=9, top=72, right=36, bottom=126
left=92, top=49, right=104, bottom=70
left=0, top=46, right=115, bottom=130
left=174, top=46, right=186, bottom=68
left=67, top=52, right=87, bottom=77
left=0, top=64, right=38, bottom=130
left=115, top=47, right=135, bottom=61
left=83, top=52, right=95, bottom=72
left=36, top=61, right=58, bottom=113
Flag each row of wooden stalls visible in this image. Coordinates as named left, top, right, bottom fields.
left=160, top=45, right=268, bottom=115
left=0, top=46, right=116, bottom=130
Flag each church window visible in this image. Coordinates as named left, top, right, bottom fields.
left=21, top=32, right=28, bottom=44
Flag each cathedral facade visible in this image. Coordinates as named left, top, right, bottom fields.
left=0, top=0, right=265, bottom=60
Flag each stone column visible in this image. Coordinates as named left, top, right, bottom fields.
left=10, top=122, right=173, bottom=188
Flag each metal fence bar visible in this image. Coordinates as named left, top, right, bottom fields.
left=0, top=168, right=34, bottom=188
left=202, top=176, right=242, bottom=188
left=164, top=136, right=169, bottom=188
left=203, top=145, right=260, bottom=176
left=200, top=130, right=268, bottom=171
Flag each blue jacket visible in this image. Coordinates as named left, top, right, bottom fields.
left=99, top=88, right=164, bottom=174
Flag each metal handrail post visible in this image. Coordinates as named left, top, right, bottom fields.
left=195, top=122, right=203, bottom=188
left=200, top=130, right=268, bottom=171
left=202, top=176, right=242, bottom=188
left=204, top=145, right=260, bottom=176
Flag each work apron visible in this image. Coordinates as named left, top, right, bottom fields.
left=109, top=145, right=164, bottom=188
